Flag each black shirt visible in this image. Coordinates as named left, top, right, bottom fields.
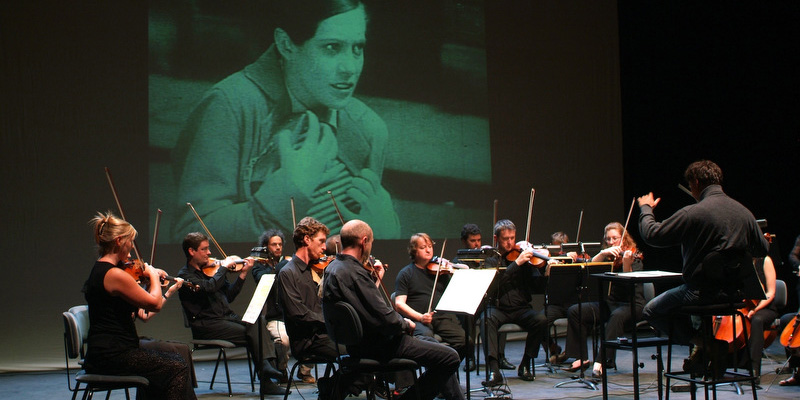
left=395, top=263, right=451, bottom=314
left=177, top=263, right=245, bottom=321
left=275, top=255, right=325, bottom=347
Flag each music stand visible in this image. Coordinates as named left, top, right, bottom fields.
left=549, top=261, right=612, bottom=391
left=436, top=269, right=498, bottom=400
left=455, top=247, right=500, bottom=269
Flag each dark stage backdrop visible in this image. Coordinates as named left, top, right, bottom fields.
left=2, top=0, right=796, bottom=372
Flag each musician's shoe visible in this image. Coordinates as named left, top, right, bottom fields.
left=260, top=360, right=284, bottom=380
left=463, top=357, right=476, bottom=372
left=779, top=373, right=799, bottom=386
left=549, top=352, right=568, bottom=365
left=682, top=345, right=707, bottom=376
left=482, top=360, right=503, bottom=387
left=499, top=357, right=515, bottom=370
left=548, top=340, right=562, bottom=358
left=259, top=379, right=285, bottom=395
left=517, top=357, right=535, bottom=381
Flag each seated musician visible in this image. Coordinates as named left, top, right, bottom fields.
left=482, top=219, right=549, bottom=385
left=559, top=222, right=644, bottom=377
left=322, top=220, right=465, bottom=400
left=83, top=212, right=196, bottom=400
left=252, top=228, right=308, bottom=383
left=743, top=255, right=778, bottom=383
left=177, top=232, right=284, bottom=395
left=545, top=231, right=578, bottom=364
left=778, top=310, right=800, bottom=386
left=275, top=217, right=340, bottom=377
left=394, top=233, right=468, bottom=363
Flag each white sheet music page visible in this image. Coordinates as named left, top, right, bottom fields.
left=242, top=274, right=274, bottom=324
left=435, top=269, right=497, bottom=315
left=618, top=270, right=682, bottom=278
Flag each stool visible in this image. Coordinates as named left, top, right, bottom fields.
left=664, top=302, right=758, bottom=400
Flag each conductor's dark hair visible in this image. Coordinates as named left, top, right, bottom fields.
left=684, top=160, right=723, bottom=189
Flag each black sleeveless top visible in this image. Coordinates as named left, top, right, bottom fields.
left=754, top=258, right=778, bottom=313
left=82, top=261, right=139, bottom=367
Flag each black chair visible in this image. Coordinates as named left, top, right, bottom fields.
left=182, top=310, right=255, bottom=396
left=63, top=305, right=149, bottom=400
left=323, top=301, right=421, bottom=400
left=283, top=354, right=336, bottom=400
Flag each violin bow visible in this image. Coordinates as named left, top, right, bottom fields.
left=186, top=202, right=228, bottom=258
left=327, top=190, right=346, bottom=226
left=619, top=197, right=636, bottom=248
left=290, top=197, right=297, bottom=228
left=150, top=209, right=162, bottom=265
left=492, top=199, right=498, bottom=248
left=524, top=188, right=535, bottom=244
left=104, top=167, right=143, bottom=261
left=575, top=209, right=584, bottom=243
left=427, top=239, right=447, bottom=314
left=609, top=197, right=636, bottom=295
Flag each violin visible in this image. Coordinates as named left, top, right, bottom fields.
left=425, top=256, right=468, bottom=275
left=311, top=255, right=335, bottom=273
left=504, top=241, right=551, bottom=265
left=201, top=257, right=247, bottom=277
left=123, top=259, right=199, bottom=292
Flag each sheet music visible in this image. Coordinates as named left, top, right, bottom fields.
left=435, top=269, right=497, bottom=315
left=615, top=270, right=682, bottom=278
left=242, top=274, right=274, bottom=324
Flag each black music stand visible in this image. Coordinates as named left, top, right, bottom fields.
left=436, top=269, right=498, bottom=400
left=550, top=261, right=612, bottom=391
left=455, top=247, right=500, bottom=269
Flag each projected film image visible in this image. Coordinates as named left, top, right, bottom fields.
left=149, top=1, right=490, bottom=242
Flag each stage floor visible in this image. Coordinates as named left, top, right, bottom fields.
left=2, top=338, right=797, bottom=399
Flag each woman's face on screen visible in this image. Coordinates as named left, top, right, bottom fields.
left=286, top=5, right=367, bottom=111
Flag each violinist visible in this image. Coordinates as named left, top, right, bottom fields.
left=176, top=232, right=284, bottom=395
left=481, top=219, right=549, bottom=386
left=322, top=220, right=465, bottom=400
left=251, top=229, right=295, bottom=383
left=561, top=222, right=645, bottom=377
left=83, top=212, right=195, bottom=400
left=275, top=217, right=340, bottom=380
left=395, top=233, right=468, bottom=362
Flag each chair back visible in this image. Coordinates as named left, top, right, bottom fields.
left=323, top=301, right=363, bottom=347
left=63, top=305, right=89, bottom=360
left=643, top=282, right=655, bottom=302
left=774, top=279, right=787, bottom=309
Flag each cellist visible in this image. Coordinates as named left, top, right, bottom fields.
left=745, top=255, right=778, bottom=383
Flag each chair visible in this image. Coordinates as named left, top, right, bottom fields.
left=282, top=354, right=336, bottom=400
left=323, top=301, right=421, bottom=400
left=63, top=305, right=149, bottom=400
left=182, top=310, right=255, bottom=396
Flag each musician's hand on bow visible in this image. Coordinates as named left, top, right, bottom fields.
left=419, top=311, right=434, bottom=325
left=601, top=246, right=623, bottom=259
